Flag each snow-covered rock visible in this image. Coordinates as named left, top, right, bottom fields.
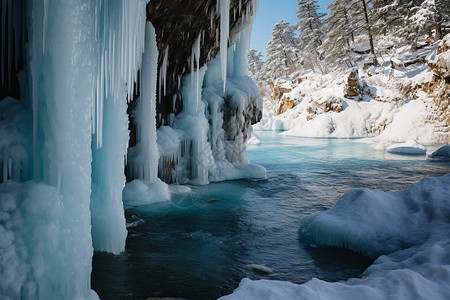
left=386, top=139, right=427, bottom=155
left=428, top=145, right=450, bottom=161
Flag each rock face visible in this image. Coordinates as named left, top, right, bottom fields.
left=344, top=70, right=362, bottom=100
left=268, top=79, right=297, bottom=116
left=425, top=33, right=450, bottom=143
left=306, top=96, right=343, bottom=121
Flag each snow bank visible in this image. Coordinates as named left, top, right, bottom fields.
left=386, top=139, right=427, bottom=155
left=429, top=145, right=450, bottom=161
left=122, top=179, right=170, bottom=207
left=221, top=174, right=450, bottom=300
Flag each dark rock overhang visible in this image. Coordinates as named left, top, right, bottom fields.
left=146, top=0, right=255, bottom=122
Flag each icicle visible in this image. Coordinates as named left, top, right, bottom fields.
left=161, top=46, right=169, bottom=96
left=220, top=0, right=230, bottom=93
left=2, top=155, right=7, bottom=182
left=239, top=0, right=242, bottom=15
left=43, top=0, right=48, bottom=53
left=210, top=8, right=214, bottom=34
left=172, top=94, right=177, bottom=112
left=1, top=0, right=6, bottom=85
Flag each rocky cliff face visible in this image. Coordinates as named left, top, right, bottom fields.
left=425, top=34, right=450, bottom=143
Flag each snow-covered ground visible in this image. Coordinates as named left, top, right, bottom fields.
left=221, top=174, right=450, bottom=300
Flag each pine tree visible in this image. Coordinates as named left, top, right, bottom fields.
left=371, top=0, right=423, bottom=37
left=394, top=0, right=449, bottom=49
left=247, top=49, right=264, bottom=81
left=321, top=0, right=355, bottom=67
left=296, top=0, right=325, bottom=55
left=410, top=0, right=450, bottom=41
left=263, top=20, right=298, bottom=79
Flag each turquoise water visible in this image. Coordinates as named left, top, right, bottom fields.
left=92, top=132, right=450, bottom=299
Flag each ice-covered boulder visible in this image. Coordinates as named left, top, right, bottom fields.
left=386, top=139, right=427, bottom=155
left=428, top=145, right=450, bottom=161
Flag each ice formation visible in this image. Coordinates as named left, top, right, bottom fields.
left=386, top=139, right=427, bottom=155
left=127, top=22, right=159, bottom=183
left=222, top=174, right=450, bottom=300
left=1, top=0, right=264, bottom=298
left=90, top=0, right=148, bottom=254
left=157, top=1, right=265, bottom=185
left=1, top=0, right=150, bottom=298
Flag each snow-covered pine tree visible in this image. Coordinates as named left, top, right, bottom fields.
left=345, top=0, right=378, bottom=65
left=394, top=0, right=449, bottom=49
left=296, top=0, right=325, bottom=55
left=407, top=0, right=450, bottom=43
left=321, top=0, right=355, bottom=67
left=247, top=49, right=264, bottom=81
left=371, top=0, right=423, bottom=38
left=263, top=20, right=298, bottom=79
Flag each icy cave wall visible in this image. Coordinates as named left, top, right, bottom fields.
left=0, top=0, right=261, bottom=299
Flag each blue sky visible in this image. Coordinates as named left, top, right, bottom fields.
left=250, top=0, right=333, bottom=58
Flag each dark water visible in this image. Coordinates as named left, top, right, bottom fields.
left=92, top=132, right=450, bottom=299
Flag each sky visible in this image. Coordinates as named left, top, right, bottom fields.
left=250, top=0, right=333, bottom=58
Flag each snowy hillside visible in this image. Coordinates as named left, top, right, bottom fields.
left=253, top=34, right=450, bottom=148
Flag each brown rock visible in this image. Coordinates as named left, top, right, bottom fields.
left=344, top=71, right=362, bottom=100
left=275, top=96, right=295, bottom=116
left=306, top=96, right=343, bottom=120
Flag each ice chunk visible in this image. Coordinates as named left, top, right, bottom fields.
left=386, top=139, right=427, bottom=155
left=247, top=136, right=261, bottom=146
left=271, top=119, right=284, bottom=131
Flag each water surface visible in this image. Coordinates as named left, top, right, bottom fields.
left=92, top=132, right=450, bottom=299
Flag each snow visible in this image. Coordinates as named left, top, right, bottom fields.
left=221, top=174, right=450, bottom=300
left=429, top=145, right=450, bottom=161
left=122, top=179, right=170, bottom=207
left=386, top=140, right=427, bottom=155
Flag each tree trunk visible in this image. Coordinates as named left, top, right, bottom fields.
left=435, top=22, right=442, bottom=41
left=361, top=0, right=378, bottom=65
